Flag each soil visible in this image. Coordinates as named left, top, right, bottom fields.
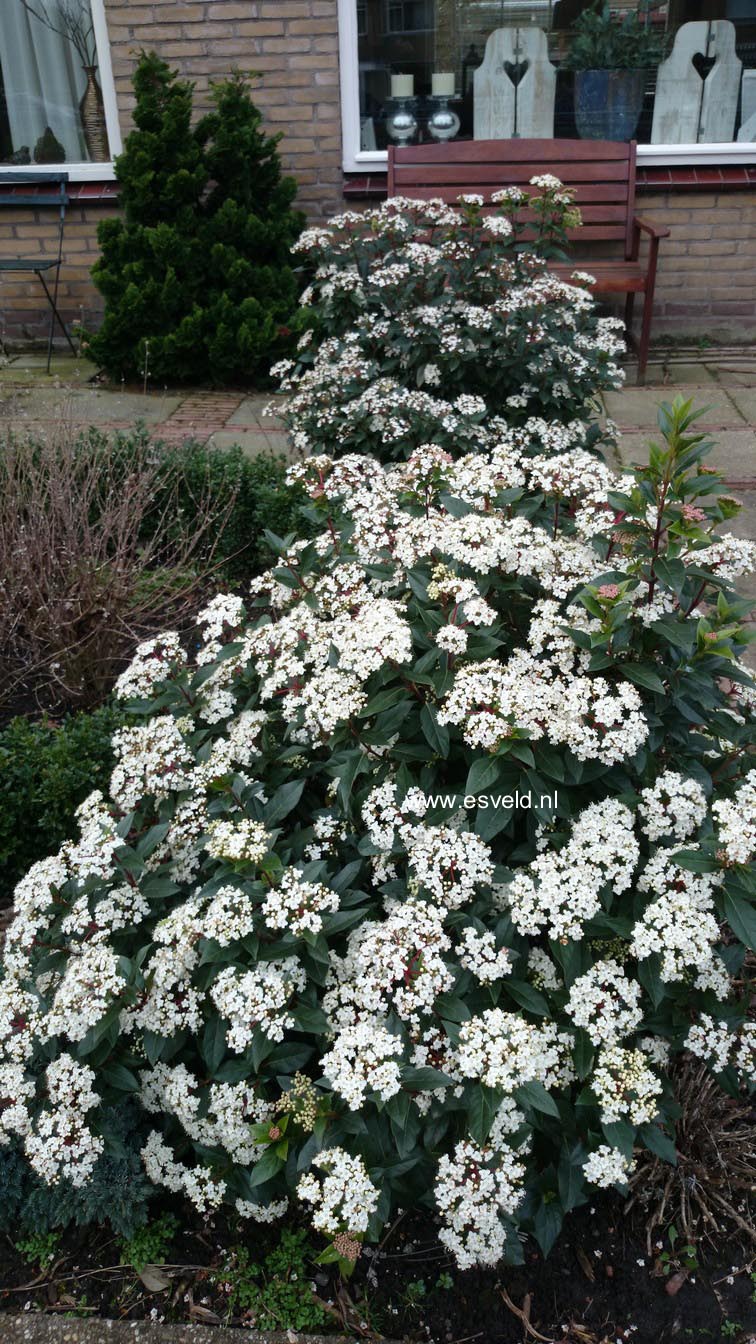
left=0, top=1196, right=754, bottom=1344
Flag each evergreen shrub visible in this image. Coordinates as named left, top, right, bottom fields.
left=86, top=55, right=304, bottom=386
left=272, top=183, right=625, bottom=462
left=1, top=398, right=754, bottom=1270
left=0, top=706, right=123, bottom=907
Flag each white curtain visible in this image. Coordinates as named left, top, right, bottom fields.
left=0, top=4, right=89, bottom=162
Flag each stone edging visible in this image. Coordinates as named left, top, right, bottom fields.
left=0, top=1318, right=374, bottom=1344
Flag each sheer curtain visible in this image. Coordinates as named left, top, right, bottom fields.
left=0, top=4, right=88, bottom=162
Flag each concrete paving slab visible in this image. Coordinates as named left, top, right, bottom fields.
left=634, top=362, right=718, bottom=387
left=0, top=386, right=181, bottom=425
left=613, top=426, right=756, bottom=484
left=603, top=387, right=743, bottom=432
left=704, top=362, right=756, bottom=388
left=0, top=356, right=98, bottom=382
left=204, top=429, right=296, bottom=459
left=0, top=1319, right=359, bottom=1344
left=225, top=395, right=278, bottom=426
left=723, top=390, right=756, bottom=425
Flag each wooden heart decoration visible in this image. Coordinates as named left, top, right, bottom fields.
left=691, top=51, right=717, bottom=81
left=503, top=59, right=530, bottom=87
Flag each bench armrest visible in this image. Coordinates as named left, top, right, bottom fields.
left=633, top=215, right=671, bottom=239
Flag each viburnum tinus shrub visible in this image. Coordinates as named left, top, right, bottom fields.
left=1, top=400, right=755, bottom=1270
left=271, top=181, right=625, bottom=462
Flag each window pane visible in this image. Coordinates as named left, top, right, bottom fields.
left=356, top=0, right=756, bottom=148
left=0, top=0, right=109, bottom=164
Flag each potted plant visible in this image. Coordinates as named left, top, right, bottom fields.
left=564, top=2, right=667, bottom=141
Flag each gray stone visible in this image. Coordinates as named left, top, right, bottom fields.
left=613, top=426, right=756, bottom=484
left=0, top=1318, right=364, bottom=1344
left=205, top=429, right=295, bottom=460
left=602, top=387, right=743, bottom=432
left=634, top=362, right=718, bottom=387
left=225, top=395, right=282, bottom=427
left=723, top=390, right=756, bottom=425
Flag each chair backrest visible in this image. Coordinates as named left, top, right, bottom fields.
left=387, top=139, right=637, bottom=258
left=0, top=171, right=69, bottom=263
left=0, top=170, right=69, bottom=208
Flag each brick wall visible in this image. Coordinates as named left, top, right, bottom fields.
left=105, top=0, right=343, bottom=220
left=0, top=0, right=344, bottom=346
left=633, top=188, right=756, bottom=342
left=1, top=1, right=755, bottom=348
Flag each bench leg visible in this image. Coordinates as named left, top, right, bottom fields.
left=636, top=288, right=654, bottom=386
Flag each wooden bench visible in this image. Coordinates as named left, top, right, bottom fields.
left=387, top=138, right=669, bottom=385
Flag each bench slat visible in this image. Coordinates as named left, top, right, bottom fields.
left=392, top=137, right=632, bottom=164
left=392, top=165, right=632, bottom=196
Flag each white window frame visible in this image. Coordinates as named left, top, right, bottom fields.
left=0, top=0, right=121, bottom=181
left=338, top=0, right=756, bottom=173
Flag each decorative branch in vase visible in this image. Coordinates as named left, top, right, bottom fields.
left=17, top=0, right=109, bottom=160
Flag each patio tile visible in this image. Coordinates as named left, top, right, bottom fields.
left=705, top=363, right=756, bottom=389
left=204, top=428, right=296, bottom=459
left=603, top=387, right=742, bottom=432
left=225, top=394, right=279, bottom=426
left=634, top=362, right=718, bottom=387
left=614, top=427, right=756, bottom=484
left=1, top=385, right=181, bottom=425
left=723, top=390, right=756, bottom=424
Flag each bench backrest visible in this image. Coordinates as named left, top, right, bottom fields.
left=387, top=139, right=637, bottom=259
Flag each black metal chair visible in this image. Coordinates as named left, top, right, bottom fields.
left=0, top=170, right=78, bottom=372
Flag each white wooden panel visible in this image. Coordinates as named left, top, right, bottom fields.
left=652, top=21, right=742, bottom=144
left=474, top=27, right=556, bottom=140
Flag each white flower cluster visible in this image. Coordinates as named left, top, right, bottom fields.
left=638, top=771, right=708, bottom=842
left=686, top=1015, right=756, bottom=1083
left=25, top=1056, right=104, bottom=1187
left=456, top=928, right=512, bottom=984
left=631, top=848, right=726, bottom=994
left=262, top=869, right=339, bottom=938
left=321, top=1018, right=403, bottom=1109
left=205, top=818, right=270, bottom=863
left=582, top=1144, right=635, bottom=1188
left=591, top=1046, right=662, bottom=1124
left=211, top=958, right=306, bottom=1050
left=566, top=960, right=642, bottom=1046
left=457, top=1010, right=574, bottom=1093
left=439, top=652, right=648, bottom=765
left=114, top=631, right=187, bottom=700
left=435, top=1140, right=526, bottom=1269
left=297, top=1147, right=379, bottom=1235
left=712, top=770, right=756, bottom=865
left=503, top=799, right=639, bottom=941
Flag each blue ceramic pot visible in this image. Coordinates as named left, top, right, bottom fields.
left=574, top=68, right=645, bottom=140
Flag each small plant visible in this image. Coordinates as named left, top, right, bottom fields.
left=436, top=1271, right=454, bottom=1290
left=0, top=704, right=123, bottom=906
left=565, top=2, right=667, bottom=70
left=15, top=1230, right=61, bottom=1271
left=404, top=1278, right=427, bottom=1305
left=213, top=1229, right=327, bottom=1332
left=721, top=1322, right=743, bottom=1340
left=119, top=1212, right=178, bottom=1273
left=0, top=424, right=232, bottom=719
left=655, top=1224, right=698, bottom=1278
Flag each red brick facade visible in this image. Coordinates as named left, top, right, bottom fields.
left=0, top=0, right=755, bottom=347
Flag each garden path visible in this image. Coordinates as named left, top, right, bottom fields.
left=1, top=348, right=754, bottom=601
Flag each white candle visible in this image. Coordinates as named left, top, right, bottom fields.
left=391, top=73, right=414, bottom=98
left=432, top=72, right=455, bottom=96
